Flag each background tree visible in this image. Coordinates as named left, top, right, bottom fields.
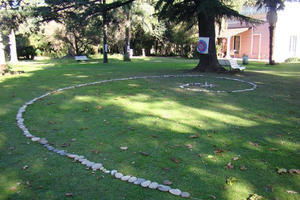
left=0, top=0, right=42, bottom=63
left=256, top=0, right=285, bottom=65
left=36, top=0, right=134, bottom=63
left=156, top=0, right=257, bottom=72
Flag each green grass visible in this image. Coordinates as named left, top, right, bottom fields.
left=0, top=56, right=299, bottom=200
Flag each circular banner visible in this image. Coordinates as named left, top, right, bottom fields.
left=197, top=37, right=209, bottom=54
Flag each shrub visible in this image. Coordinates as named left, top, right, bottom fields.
left=285, top=57, right=300, bottom=63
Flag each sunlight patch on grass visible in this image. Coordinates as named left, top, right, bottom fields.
left=0, top=172, right=20, bottom=200
left=224, top=180, right=255, bottom=200
left=265, top=137, right=300, bottom=152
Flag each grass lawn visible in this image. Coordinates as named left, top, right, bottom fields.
left=0, top=56, right=299, bottom=200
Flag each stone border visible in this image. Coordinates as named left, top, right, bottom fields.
left=16, top=74, right=257, bottom=199
left=179, top=77, right=257, bottom=93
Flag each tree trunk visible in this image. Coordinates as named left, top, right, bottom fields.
left=0, top=34, right=6, bottom=74
left=9, top=29, right=18, bottom=64
left=123, top=5, right=131, bottom=61
left=269, top=25, right=275, bottom=65
left=103, top=0, right=108, bottom=63
left=193, top=13, right=222, bottom=72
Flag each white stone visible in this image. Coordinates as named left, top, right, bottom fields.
left=141, top=180, right=151, bottom=187
left=158, top=185, right=171, bottom=192
left=181, top=192, right=191, bottom=198
left=121, top=175, right=131, bottom=181
left=39, top=138, right=48, bottom=144
left=67, top=154, right=77, bottom=158
left=134, top=178, right=145, bottom=185
left=149, top=182, right=158, bottom=189
left=31, top=137, right=40, bottom=142
left=92, top=163, right=102, bottom=170
left=111, top=170, right=117, bottom=176
left=115, top=173, right=123, bottom=179
left=169, top=189, right=181, bottom=196
left=128, top=177, right=137, bottom=183
left=86, top=162, right=95, bottom=167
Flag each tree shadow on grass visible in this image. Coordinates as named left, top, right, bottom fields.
left=0, top=59, right=299, bottom=200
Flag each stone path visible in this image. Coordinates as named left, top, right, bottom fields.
left=16, top=74, right=257, bottom=199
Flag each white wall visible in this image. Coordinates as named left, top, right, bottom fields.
left=274, top=2, right=300, bottom=62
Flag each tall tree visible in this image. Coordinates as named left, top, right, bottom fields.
left=36, top=0, right=134, bottom=63
left=156, top=0, right=257, bottom=72
left=0, top=34, right=6, bottom=73
left=256, top=0, right=285, bottom=65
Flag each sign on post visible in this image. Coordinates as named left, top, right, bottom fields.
left=197, top=37, right=209, bottom=54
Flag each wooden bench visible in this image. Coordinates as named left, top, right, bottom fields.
left=218, top=59, right=246, bottom=71
left=228, top=59, right=246, bottom=71
left=74, top=55, right=89, bottom=61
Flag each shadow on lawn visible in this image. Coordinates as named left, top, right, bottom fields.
left=0, top=58, right=299, bottom=200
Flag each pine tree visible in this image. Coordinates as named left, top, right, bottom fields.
left=156, top=0, right=258, bottom=72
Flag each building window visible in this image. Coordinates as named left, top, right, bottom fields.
left=289, top=36, right=297, bottom=56
left=233, top=36, right=241, bottom=54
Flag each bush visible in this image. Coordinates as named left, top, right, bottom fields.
left=17, top=46, right=37, bottom=60
left=285, top=57, right=300, bottom=63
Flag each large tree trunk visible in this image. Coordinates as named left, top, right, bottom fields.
left=9, top=29, right=18, bottom=64
left=0, top=34, right=6, bottom=74
left=103, top=0, right=108, bottom=63
left=269, top=25, right=275, bottom=65
left=193, top=13, right=222, bottom=72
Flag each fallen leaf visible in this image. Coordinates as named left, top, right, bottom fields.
left=26, top=181, right=31, bottom=186
left=61, top=143, right=70, bottom=147
left=151, top=134, right=158, bottom=138
left=9, top=186, right=17, bottom=191
left=214, top=149, right=224, bottom=155
left=163, top=167, right=170, bottom=171
left=65, top=192, right=74, bottom=197
left=163, top=180, right=172, bottom=185
left=226, top=177, right=237, bottom=185
left=79, top=127, right=88, bottom=131
left=233, top=156, right=239, bottom=161
left=189, top=135, right=199, bottom=139
left=264, top=185, right=273, bottom=193
left=140, top=151, right=150, bottom=156
left=288, top=169, right=300, bottom=175
left=184, top=144, right=193, bottom=149
left=9, top=146, right=15, bottom=150
left=287, top=190, right=297, bottom=194
left=277, top=168, right=287, bottom=174
left=226, top=162, right=234, bottom=169
left=91, top=149, right=100, bottom=154
left=120, top=146, right=128, bottom=151
left=97, top=105, right=103, bottom=110
left=170, top=157, right=180, bottom=163
left=249, top=141, right=259, bottom=147
left=247, top=194, right=263, bottom=200
left=240, top=165, right=247, bottom=171
left=269, top=148, right=278, bottom=151
left=48, top=121, right=56, bottom=125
